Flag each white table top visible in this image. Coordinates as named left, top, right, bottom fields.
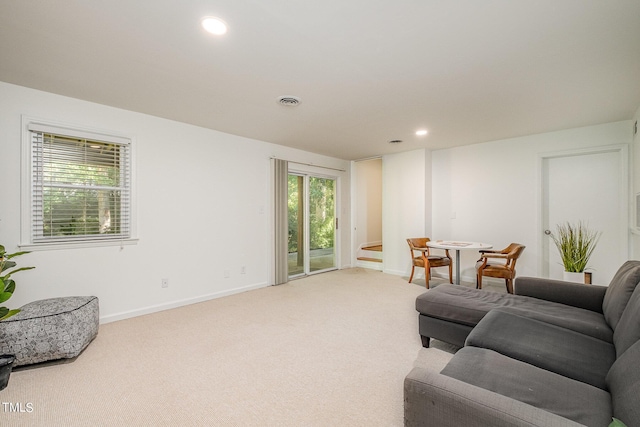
left=427, top=241, right=493, bottom=251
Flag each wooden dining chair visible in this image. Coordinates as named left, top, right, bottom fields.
left=475, top=243, right=526, bottom=294
left=407, top=238, right=453, bottom=288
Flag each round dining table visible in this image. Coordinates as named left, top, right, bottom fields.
left=426, top=241, right=493, bottom=285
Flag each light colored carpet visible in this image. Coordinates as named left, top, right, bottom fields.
left=2, top=268, right=458, bottom=426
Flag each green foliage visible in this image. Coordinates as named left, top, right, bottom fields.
left=287, top=176, right=335, bottom=254
left=550, top=221, right=600, bottom=273
left=309, top=177, right=335, bottom=250
left=43, top=186, right=121, bottom=237
left=610, top=418, right=628, bottom=427
left=288, top=175, right=302, bottom=254
left=0, top=244, right=35, bottom=321
left=41, top=135, right=123, bottom=238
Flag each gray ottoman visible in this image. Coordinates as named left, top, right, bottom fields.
left=0, top=296, right=99, bottom=366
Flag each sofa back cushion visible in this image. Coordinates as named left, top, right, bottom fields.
left=613, top=283, right=640, bottom=358
left=606, top=339, right=640, bottom=425
left=602, top=261, right=640, bottom=331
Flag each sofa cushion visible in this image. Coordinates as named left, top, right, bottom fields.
left=417, top=284, right=613, bottom=342
left=487, top=305, right=612, bottom=343
left=515, top=276, right=606, bottom=313
left=441, top=346, right=612, bottom=427
left=613, top=282, right=640, bottom=358
left=466, top=309, right=616, bottom=390
left=602, top=260, right=640, bottom=331
left=606, top=339, right=640, bottom=427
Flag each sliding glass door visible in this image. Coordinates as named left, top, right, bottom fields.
left=288, top=173, right=336, bottom=278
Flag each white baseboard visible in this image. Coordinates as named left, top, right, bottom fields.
left=383, top=268, right=407, bottom=277
left=100, top=281, right=269, bottom=324
left=356, top=260, right=383, bottom=271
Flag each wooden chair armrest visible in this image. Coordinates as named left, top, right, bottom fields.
left=479, top=249, right=498, bottom=254
left=481, top=253, right=509, bottom=259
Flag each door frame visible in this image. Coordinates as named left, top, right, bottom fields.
left=537, top=144, right=629, bottom=278
left=288, top=169, right=339, bottom=278
left=350, top=158, right=383, bottom=269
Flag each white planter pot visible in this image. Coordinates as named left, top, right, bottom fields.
left=563, top=271, right=584, bottom=283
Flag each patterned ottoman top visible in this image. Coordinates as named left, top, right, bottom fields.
left=2, top=296, right=98, bottom=322
left=0, top=296, right=99, bottom=366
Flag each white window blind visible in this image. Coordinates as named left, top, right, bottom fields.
left=28, top=124, right=131, bottom=244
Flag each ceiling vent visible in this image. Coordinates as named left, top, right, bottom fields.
left=277, top=96, right=301, bottom=106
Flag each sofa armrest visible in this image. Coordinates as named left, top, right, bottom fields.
left=514, top=277, right=606, bottom=313
left=404, top=367, right=584, bottom=427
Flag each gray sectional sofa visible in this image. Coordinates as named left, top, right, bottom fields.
left=404, top=261, right=640, bottom=427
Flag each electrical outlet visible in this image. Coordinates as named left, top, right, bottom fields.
left=161, top=278, right=169, bottom=288
left=241, top=266, right=246, bottom=274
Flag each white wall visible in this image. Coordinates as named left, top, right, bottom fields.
left=0, top=82, right=350, bottom=323
left=382, top=149, right=432, bottom=277
left=431, top=121, right=634, bottom=284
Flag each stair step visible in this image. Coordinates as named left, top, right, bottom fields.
left=361, top=244, right=382, bottom=252
left=357, top=257, right=382, bottom=263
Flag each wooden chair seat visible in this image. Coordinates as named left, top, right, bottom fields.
left=413, top=255, right=451, bottom=268
left=474, top=261, right=515, bottom=278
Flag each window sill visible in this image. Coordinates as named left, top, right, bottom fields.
left=19, top=238, right=139, bottom=252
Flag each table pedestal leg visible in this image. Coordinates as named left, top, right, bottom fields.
left=455, top=250, right=461, bottom=285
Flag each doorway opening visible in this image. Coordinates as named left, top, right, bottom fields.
left=354, top=158, right=383, bottom=270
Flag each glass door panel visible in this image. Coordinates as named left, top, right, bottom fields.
left=309, top=177, right=336, bottom=272
left=288, top=174, right=305, bottom=277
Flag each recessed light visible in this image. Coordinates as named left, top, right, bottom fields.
left=388, top=139, right=403, bottom=144
left=201, top=16, right=228, bottom=35
left=416, top=129, right=428, bottom=136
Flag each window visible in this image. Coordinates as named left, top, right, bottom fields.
left=22, top=119, right=135, bottom=248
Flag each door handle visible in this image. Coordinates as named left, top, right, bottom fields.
left=544, top=229, right=551, bottom=235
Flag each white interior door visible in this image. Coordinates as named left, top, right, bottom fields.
left=541, top=146, right=628, bottom=285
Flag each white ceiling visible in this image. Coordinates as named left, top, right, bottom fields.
left=1, top=1, right=639, bottom=160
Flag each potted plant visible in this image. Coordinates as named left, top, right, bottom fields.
left=549, top=221, right=600, bottom=283
left=0, top=244, right=34, bottom=390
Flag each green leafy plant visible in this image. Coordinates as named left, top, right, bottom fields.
left=610, top=418, right=628, bottom=427
left=550, top=221, right=600, bottom=273
left=0, top=245, right=34, bottom=321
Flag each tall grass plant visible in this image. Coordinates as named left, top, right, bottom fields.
left=550, top=221, right=600, bottom=273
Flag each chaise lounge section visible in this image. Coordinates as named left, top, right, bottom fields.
left=416, top=274, right=612, bottom=349
left=405, top=261, right=640, bottom=426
